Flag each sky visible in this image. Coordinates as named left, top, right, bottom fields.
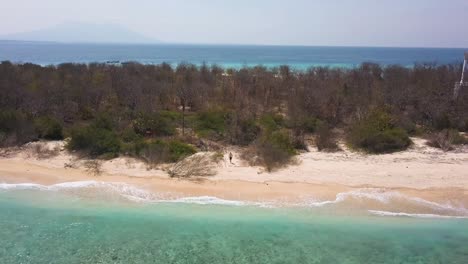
left=1, top=0, right=468, bottom=47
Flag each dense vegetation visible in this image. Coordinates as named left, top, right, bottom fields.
left=347, top=109, right=412, bottom=153
left=1, top=61, right=467, bottom=167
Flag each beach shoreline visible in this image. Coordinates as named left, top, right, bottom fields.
left=1, top=137, right=467, bottom=215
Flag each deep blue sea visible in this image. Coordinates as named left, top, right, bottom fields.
left=0, top=41, right=466, bottom=69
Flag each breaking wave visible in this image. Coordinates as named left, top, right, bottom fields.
left=0, top=181, right=159, bottom=202
left=368, top=210, right=468, bottom=219
left=1, top=182, right=467, bottom=218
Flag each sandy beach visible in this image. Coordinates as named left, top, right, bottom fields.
left=0, top=137, right=467, bottom=214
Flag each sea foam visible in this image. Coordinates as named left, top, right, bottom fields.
left=368, top=210, right=468, bottom=219
left=1, top=182, right=467, bottom=218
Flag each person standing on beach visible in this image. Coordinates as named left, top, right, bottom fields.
left=229, top=152, right=233, bottom=164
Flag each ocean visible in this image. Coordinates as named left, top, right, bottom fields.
left=0, top=41, right=466, bottom=69
left=0, top=182, right=467, bottom=264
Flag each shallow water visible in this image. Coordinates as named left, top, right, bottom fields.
left=1, top=187, right=468, bottom=264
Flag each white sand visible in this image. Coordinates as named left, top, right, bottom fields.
left=0, top=138, right=467, bottom=208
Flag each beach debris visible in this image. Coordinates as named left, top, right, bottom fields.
left=84, top=160, right=103, bottom=176
left=168, top=152, right=220, bottom=178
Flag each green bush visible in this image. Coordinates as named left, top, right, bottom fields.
left=139, top=139, right=196, bottom=164
left=34, top=116, right=63, bottom=140
left=159, top=110, right=183, bottom=121
left=120, top=128, right=146, bottom=156
left=0, top=110, right=19, bottom=133
left=234, top=118, right=260, bottom=145
left=257, top=130, right=296, bottom=171
left=301, top=117, right=320, bottom=133
left=0, top=110, right=37, bottom=146
left=133, top=112, right=177, bottom=137
left=288, top=116, right=319, bottom=133
left=348, top=109, right=412, bottom=153
left=195, top=110, right=229, bottom=139
left=92, top=113, right=116, bottom=131
left=259, top=114, right=285, bottom=133
left=68, top=124, right=120, bottom=157
left=433, top=114, right=453, bottom=131
left=360, top=128, right=411, bottom=153
left=167, top=140, right=197, bottom=162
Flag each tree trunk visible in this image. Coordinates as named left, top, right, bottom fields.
left=182, top=104, right=186, bottom=136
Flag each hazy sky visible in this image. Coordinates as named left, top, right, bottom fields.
left=1, top=0, right=468, bottom=47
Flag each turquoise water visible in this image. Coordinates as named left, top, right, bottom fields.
left=0, top=41, right=466, bottom=69
left=1, top=190, right=468, bottom=264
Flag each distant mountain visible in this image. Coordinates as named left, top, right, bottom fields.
left=0, top=22, right=159, bottom=44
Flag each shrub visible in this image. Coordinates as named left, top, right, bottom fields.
left=167, top=140, right=197, bottom=162
left=120, top=128, right=146, bottom=156
left=259, top=114, right=285, bottom=133
left=195, top=110, right=229, bottom=139
left=68, top=125, right=120, bottom=157
left=427, top=129, right=467, bottom=151
left=256, top=130, right=296, bottom=171
left=84, top=160, right=102, bottom=176
left=133, top=112, right=177, bottom=137
left=291, top=129, right=307, bottom=150
left=79, top=107, right=94, bottom=121
left=159, top=110, right=183, bottom=121
left=289, top=116, right=319, bottom=133
left=360, top=128, right=411, bottom=153
left=433, top=114, right=453, bottom=131
left=396, top=115, right=420, bottom=136
left=348, top=109, right=412, bottom=153
left=34, top=116, right=63, bottom=140
left=139, top=140, right=169, bottom=164
left=0, top=110, right=37, bottom=146
left=231, top=118, right=260, bottom=146
left=139, top=140, right=196, bottom=164
left=315, top=122, right=339, bottom=152
left=0, top=110, right=19, bottom=133
left=121, top=127, right=142, bottom=143
left=30, top=143, right=60, bottom=159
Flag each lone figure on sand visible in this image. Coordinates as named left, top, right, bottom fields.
left=229, top=152, right=233, bottom=164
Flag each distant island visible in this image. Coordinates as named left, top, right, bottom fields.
left=0, top=22, right=159, bottom=44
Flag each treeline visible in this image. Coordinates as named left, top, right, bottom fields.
left=0, top=61, right=467, bottom=169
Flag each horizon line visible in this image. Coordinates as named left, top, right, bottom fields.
left=0, top=39, right=467, bottom=50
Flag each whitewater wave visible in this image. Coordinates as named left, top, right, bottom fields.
left=0, top=181, right=270, bottom=207
left=306, top=188, right=468, bottom=215
left=1, top=182, right=467, bottom=218
left=368, top=210, right=468, bottom=219
left=167, top=196, right=248, bottom=206
left=0, top=181, right=159, bottom=202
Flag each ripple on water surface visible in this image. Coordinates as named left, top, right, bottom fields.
left=1, top=183, right=468, bottom=263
